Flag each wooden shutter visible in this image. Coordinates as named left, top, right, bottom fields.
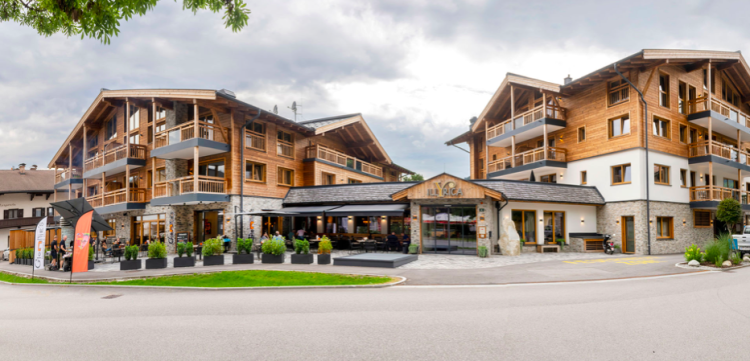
left=3, top=210, right=7, bottom=219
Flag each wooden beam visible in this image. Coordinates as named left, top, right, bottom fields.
left=684, top=59, right=710, bottom=73
left=716, top=60, right=739, bottom=71
left=640, top=61, right=666, bottom=97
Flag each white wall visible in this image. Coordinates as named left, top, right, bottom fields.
left=0, top=193, right=53, bottom=250
left=499, top=201, right=598, bottom=245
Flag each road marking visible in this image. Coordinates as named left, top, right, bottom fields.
left=563, top=256, right=663, bottom=266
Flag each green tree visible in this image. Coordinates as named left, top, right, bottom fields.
left=0, top=0, right=250, bottom=44
left=717, top=198, right=742, bottom=233
left=401, top=173, right=424, bottom=182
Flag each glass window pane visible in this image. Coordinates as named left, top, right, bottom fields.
left=622, top=117, right=630, bottom=134
left=524, top=211, right=536, bottom=244
left=613, top=167, right=622, bottom=183
left=624, top=165, right=632, bottom=183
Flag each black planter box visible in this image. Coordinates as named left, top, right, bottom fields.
left=146, top=258, right=168, bottom=269
left=88, top=261, right=94, bottom=270
left=233, top=253, right=254, bottom=264
left=203, top=255, right=225, bottom=266
left=174, top=256, right=195, bottom=268
left=318, top=254, right=331, bottom=265
left=291, top=254, right=314, bottom=264
left=262, top=254, right=285, bottom=264
left=120, top=259, right=142, bottom=271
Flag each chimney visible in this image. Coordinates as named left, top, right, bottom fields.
left=30, top=165, right=38, bottom=170
left=564, top=74, right=572, bottom=85
left=18, top=163, right=26, bottom=174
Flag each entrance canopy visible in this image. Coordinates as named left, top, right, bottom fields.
left=325, top=204, right=408, bottom=217
left=279, top=205, right=341, bottom=216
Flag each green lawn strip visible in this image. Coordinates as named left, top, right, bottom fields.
left=88, top=270, right=394, bottom=288
left=0, top=271, right=50, bottom=284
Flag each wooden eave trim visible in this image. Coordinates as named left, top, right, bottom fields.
left=48, top=92, right=105, bottom=168
left=313, top=116, right=362, bottom=135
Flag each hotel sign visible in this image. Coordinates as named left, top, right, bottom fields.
left=427, top=182, right=463, bottom=197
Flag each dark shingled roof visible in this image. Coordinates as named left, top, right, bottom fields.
left=283, top=182, right=416, bottom=205
left=0, top=169, right=55, bottom=193
left=297, top=113, right=360, bottom=130
left=473, top=179, right=605, bottom=205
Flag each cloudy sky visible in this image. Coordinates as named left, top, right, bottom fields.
left=1, top=0, right=748, bottom=177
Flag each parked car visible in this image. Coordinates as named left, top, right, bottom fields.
left=732, top=226, right=750, bottom=255
left=2, top=248, right=8, bottom=261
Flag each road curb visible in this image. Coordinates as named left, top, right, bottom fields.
left=674, top=262, right=750, bottom=272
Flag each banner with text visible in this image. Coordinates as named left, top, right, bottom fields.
left=33, top=218, right=47, bottom=271
left=72, top=211, right=93, bottom=273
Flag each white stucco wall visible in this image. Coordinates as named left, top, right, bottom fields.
left=499, top=201, right=598, bottom=245
left=0, top=193, right=53, bottom=251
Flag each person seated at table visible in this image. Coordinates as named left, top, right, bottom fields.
left=101, top=239, right=109, bottom=253
left=296, top=228, right=306, bottom=240
left=222, top=234, right=231, bottom=252
left=402, top=233, right=411, bottom=247
left=386, top=232, right=400, bottom=251
left=260, top=233, right=269, bottom=243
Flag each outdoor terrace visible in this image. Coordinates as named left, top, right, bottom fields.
left=305, top=144, right=384, bottom=179
left=53, top=167, right=83, bottom=190
left=688, top=140, right=750, bottom=171
left=151, top=121, right=230, bottom=159
left=486, top=103, right=566, bottom=148
left=689, top=185, right=750, bottom=210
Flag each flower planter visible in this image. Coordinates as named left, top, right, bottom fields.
left=262, top=254, right=285, bottom=264
left=174, top=256, right=195, bottom=268
left=145, top=258, right=168, bottom=269
left=318, top=254, right=331, bottom=265
left=88, top=261, right=94, bottom=270
left=291, top=254, right=314, bottom=264
left=120, top=259, right=142, bottom=271
left=203, top=255, right=225, bottom=266
left=233, top=253, right=254, bottom=264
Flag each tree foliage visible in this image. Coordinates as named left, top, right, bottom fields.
left=717, top=198, right=742, bottom=233
left=0, top=0, right=250, bottom=44
left=402, top=173, right=424, bottom=182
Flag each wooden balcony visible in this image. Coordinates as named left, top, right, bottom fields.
left=486, top=103, right=567, bottom=140
left=153, top=175, right=227, bottom=198
left=488, top=147, right=567, bottom=173
left=689, top=185, right=750, bottom=205
left=688, top=140, right=750, bottom=166
left=83, top=144, right=147, bottom=174
left=55, top=168, right=82, bottom=184
left=154, top=121, right=229, bottom=149
left=87, top=188, right=148, bottom=208
left=305, top=145, right=384, bottom=178
left=688, top=96, right=750, bottom=128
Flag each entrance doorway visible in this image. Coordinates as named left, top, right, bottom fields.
left=421, top=205, right=477, bottom=254
left=621, top=216, right=635, bottom=253
left=132, top=214, right=166, bottom=246
left=196, top=210, right=224, bottom=244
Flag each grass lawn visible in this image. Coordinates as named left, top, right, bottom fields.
left=88, top=270, right=394, bottom=288
left=0, top=271, right=50, bottom=284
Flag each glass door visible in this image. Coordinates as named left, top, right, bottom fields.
left=622, top=216, right=635, bottom=253
left=421, top=206, right=477, bottom=254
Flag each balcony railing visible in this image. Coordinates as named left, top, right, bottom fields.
left=86, top=188, right=148, bottom=208
left=688, top=96, right=750, bottom=128
left=245, top=131, right=266, bottom=151
left=688, top=140, right=750, bottom=165
left=487, top=147, right=567, bottom=173
left=690, top=185, right=750, bottom=205
left=486, top=103, right=567, bottom=139
left=305, top=145, right=384, bottom=178
left=154, top=121, right=230, bottom=149
left=277, top=141, right=294, bottom=158
left=84, top=144, right=147, bottom=173
left=55, top=168, right=82, bottom=184
left=153, top=175, right=226, bottom=198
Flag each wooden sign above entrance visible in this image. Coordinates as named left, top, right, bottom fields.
left=391, top=173, right=504, bottom=201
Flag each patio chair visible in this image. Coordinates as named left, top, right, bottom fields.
left=348, top=240, right=363, bottom=254
left=375, top=241, right=387, bottom=252
left=363, top=241, right=376, bottom=253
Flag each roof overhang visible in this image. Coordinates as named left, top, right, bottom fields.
left=311, top=114, right=392, bottom=164
left=391, top=173, right=505, bottom=202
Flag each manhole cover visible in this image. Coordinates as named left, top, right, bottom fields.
left=101, top=294, right=122, bottom=299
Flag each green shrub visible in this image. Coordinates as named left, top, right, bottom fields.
left=556, top=238, right=565, bottom=250
left=717, top=198, right=742, bottom=233
left=176, top=242, right=186, bottom=257
left=715, top=255, right=725, bottom=268
left=318, top=236, right=332, bottom=255
left=185, top=242, right=193, bottom=257
left=408, top=243, right=419, bottom=254
left=237, top=238, right=252, bottom=254
left=124, top=245, right=139, bottom=261
left=478, top=246, right=488, bottom=258
left=25, top=248, right=31, bottom=259
left=730, top=252, right=742, bottom=265
left=704, top=234, right=731, bottom=265
left=684, top=244, right=703, bottom=263
left=148, top=242, right=167, bottom=259
left=262, top=238, right=286, bottom=256
left=294, top=239, right=310, bottom=255
left=88, top=245, right=94, bottom=261
left=202, top=238, right=223, bottom=257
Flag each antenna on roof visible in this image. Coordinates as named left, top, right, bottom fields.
left=272, top=105, right=278, bottom=114
left=288, top=101, right=300, bottom=122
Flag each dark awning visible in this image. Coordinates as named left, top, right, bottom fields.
left=279, top=205, right=342, bottom=216
left=50, top=198, right=113, bottom=232
left=245, top=210, right=299, bottom=217
left=325, top=204, right=408, bottom=217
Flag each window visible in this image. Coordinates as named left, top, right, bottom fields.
left=47, top=207, right=54, bottom=216
left=608, top=115, right=630, bottom=138
left=155, top=106, right=166, bottom=121
left=659, top=73, right=670, bottom=108
left=245, top=161, right=266, bottom=183
left=703, top=69, right=708, bottom=90
left=155, top=122, right=166, bottom=134
left=251, top=122, right=265, bottom=134
left=694, top=210, right=712, bottom=228
left=32, top=208, right=45, bottom=217
left=105, top=219, right=116, bottom=237
left=348, top=178, right=363, bottom=184
left=3, top=209, right=22, bottom=219
left=87, top=185, right=98, bottom=197
left=721, top=75, right=741, bottom=107
left=197, top=161, right=225, bottom=178
left=156, top=167, right=166, bottom=182
left=543, top=211, right=565, bottom=244
left=607, top=79, right=629, bottom=106
left=246, top=122, right=266, bottom=151
left=278, top=167, right=294, bottom=186
left=652, top=117, right=670, bottom=139
left=653, top=164, right=669, bottom=185
left=129, top=175, right=140, bottom=189
left=540, top=174, right=556, bottom=183
left=724, top=178, right=738, bottom=189
left=690, top=171, right=696, bottom=187
left=655, top=217, right=673, bottom=238
left=680, top=169, right=687, bottom=187
left=277, top=130, right=294, bottom=158
left=577, top=126, right=586, bottom=142
left=581, top=171, right=587, bottom=185
left=612, top=164, right=632, bottom=185
left=87, top=135, right=98, bottom=150
left=678, top=82, right=687, bottom=114
left=322, top=172, right=336, bottom=185
left=679, top=124, right=687, bottom=143
left=512, top=210, right=536, bottom=244
left=105, top=115, right=117, bottom=141
left=128, top=104, right=140, bottom=130
left=129, top=134, right=140, bottom=145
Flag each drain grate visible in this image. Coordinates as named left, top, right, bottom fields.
left=101, top=294, right=122, bottom=299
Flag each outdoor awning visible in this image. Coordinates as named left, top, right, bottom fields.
left=244, top=210, right=299, bottom=217
left=325, top=204, right=408, bottom=217
left=279, top=205, right=342, bottom=216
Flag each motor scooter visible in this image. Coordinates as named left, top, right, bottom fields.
left=603, top=234, right=616, bottom=255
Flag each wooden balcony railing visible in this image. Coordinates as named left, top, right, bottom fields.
left=154, top=121, right=230, bottom=149
left=690, top=185, right=750, bottom=205
left=153, top=176, right=226, bottom=198
left=486, top=103, right=567, bottom=140
left=88, top=194, right=103, bottom=208
left=86, top=188, right=148, bottom=207
left=487, top=147, right=567, bottom=173
left=277, top=141, right=294, bottom=158
left=245, top=131, right=266, bottom=151
left=688, top=96, right=750, bottom=128
left=55, top=168, right=82, bottom=184
left=84, top=144, right=147, bottom=173
left=688, top=140, right=750, bottom=165
left=305, top=145, right=384, bottom=178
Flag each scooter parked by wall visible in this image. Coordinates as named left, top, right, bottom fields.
left=603, top=234, right=616, bottom=255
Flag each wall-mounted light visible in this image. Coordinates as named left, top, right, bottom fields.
left=539, top=218, right=543, bottom=223
left=682, top=219, right=686, bottom=226
left=317, top=216, right=322, bottom=220
left=560, top=173, right=564, bottom=179
left=700, top=174, right=704, bottom=181
left=347, top=216, right=352, bottom=220
left=580, top=217, right=584, bottom=224
left=616, top=219, right=620, bottom=224
left=649, top=218, right=653, bottom=225
left=381, top=215, right=387, bottom=219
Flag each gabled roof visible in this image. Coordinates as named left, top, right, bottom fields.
left=283, top=182, right=415, bottom=205
left=474, top=179, right=605, bottom=205
left=298, top=113, right=361, bottom=130
left=0, top=169, right=54, bottom=193
left=300, top=113, right=393, bottom=164
left=391, top=173, right=505, bottom=201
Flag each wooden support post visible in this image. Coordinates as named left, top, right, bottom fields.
left=126, top=100, right=130, bottom=157
left=125, top=166, right=130, bottom=203
left=542, top=92, right=547, bottom=118
left=152, top=100, right=157, bottom=145
left=194, top=146, right=199, bottom=192
left=194, top=100, right=199, bottom=135
left=543, top=123, right=548, bottom=160
left=152, top=161, right=156, bottom=200
left=484, top=121, right=488, bottom=179
left=510, top=85, right=515, bottom=130
left=707, top=61, right=712, bottom=108
left=511, top=136, right=516, bottom=168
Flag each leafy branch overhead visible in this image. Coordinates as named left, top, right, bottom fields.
left=0, top=0, right=250, bottom=44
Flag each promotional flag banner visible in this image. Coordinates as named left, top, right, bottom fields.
left=33, top=218, right=47, bottom=271
left=72, top=211, right=93, bottom=273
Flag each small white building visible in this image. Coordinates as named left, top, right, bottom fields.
left=0, top=164, right=56, bottom=252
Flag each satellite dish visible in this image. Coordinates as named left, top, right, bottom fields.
left=273, top=105, right=278, bottom=114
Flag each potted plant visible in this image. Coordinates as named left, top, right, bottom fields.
left=202, top=238, right=224, bottom=266
left=408, top=243, right=420, bottom=254
left=291, top=239, right=313, bottom=264
left=556, top=238, right=565, bottom=251
left=233, top=238, right=254, bottom=264
left=318, top=236, right=333, bottom=265
left=88, top=246, right=95, bottom=270
left=24, top=248, right=31, bottom=265
left=120, top=245, right=142, bottom=270
left=262, top=237, right=286, bottom=264
left=478, top=245, right=489, bottom=258
left=174, top=242, right=195, bottom=268
left=145, top=242, right=168, bottom=269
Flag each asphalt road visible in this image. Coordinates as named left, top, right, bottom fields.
left=2, top=268, right=750, bottom=360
